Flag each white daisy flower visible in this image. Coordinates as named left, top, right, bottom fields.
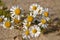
left=29, top=4, right=43, bottom=18
left=38, top=19, right=48, bottom=28
left=30, top=11, right=37, bottom=18
left=27, top=15, right=34, bottom=22
left=10, top=6, right=23, bottom=18
left=29, top=3, right=40, bottom=12
left=11, top=15, right=21, bottom=24
left=23, top=15, right=34, bottom=29
left=41, top=8, right=50, bottom=21
left=38, top=23, right=48, bottom=28
left=0, top=15, right=4, bottom=26
left=29, top=25, right=41, bottom=38
left=42, top=17, right=50, bottom=21
left=23, top=19, right=31, bottom=29
left=35, top=6, right=43, bottom=15
left=42, top=8, right=49, bottom=17
left=3, top=18, right=14, bottom=29
left=22, top=28, right=30, bottom=39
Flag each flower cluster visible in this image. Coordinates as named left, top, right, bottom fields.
left=0, top=3, right=50, bottom=39
left=22, top=3, right=50, bottom=39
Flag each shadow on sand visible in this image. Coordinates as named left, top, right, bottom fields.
left=43, top=18, right=60, bottom=34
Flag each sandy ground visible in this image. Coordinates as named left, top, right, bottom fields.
left=0, top=0, right=60, bottom=40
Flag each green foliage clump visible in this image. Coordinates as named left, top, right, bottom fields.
left=0, top=0, right=11, bottom=19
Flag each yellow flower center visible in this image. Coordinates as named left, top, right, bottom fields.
left=41, top=19, right=46, bottom=24
left=0, top=18, right=3, bottom=22
left=44, top=12, right=49, bottom=17
left=32, top=6, right=37, bottom=10
left=14, top=18, right=20, bottom=24
left=32, top=29, right=37, bottom=34
left=25, top=30, right=29, bottom=36
left=27, top=16, right=33, bottom=22
left=26, top=22, right=31, bottom=28
left=15, top=8, right=21, bottom=15
left=5, top=21, right=11, bottom=28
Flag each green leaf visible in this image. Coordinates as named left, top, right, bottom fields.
left=0, top=9, right=3, bottom=15
left=0, top=0, right=5, bottom=6
left=3, top=11, right=6, bottom=16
